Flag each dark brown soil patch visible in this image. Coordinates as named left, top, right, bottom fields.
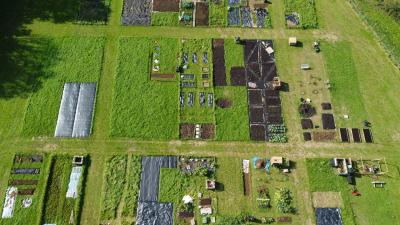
left=18, top=189, right=35, bottom=195
left=352, top=128, right=361, bottom=143
left=321, top=102, right=332, bottom=110
left=153, top=0, right=180, bottom=12
left=313, top=131, right=336, bottom=142
left=250, top=107, right=264, bottom=123
left=301, top=119, right=313, bottom=129
left=363, top=129, right=373, bottom=143
left=250, top=125, right=266, bottom=141
left=195, top=2, right=209, bottom=26
left=303, top=132, right=312, bottom=141
left=201, top=124, right=215, bottom=139
left=151, top=73, right=175, bottom=79
left=212, top=39, right=227, bottom=86
left=216, top=98, right=232, bottom=108
left=322, top=114, right=335, bottom=129
left=249, top=90, right=262, bottom=105
left=180, top=123, right=195, bottom=139
left=231, top=67, right=246, bottom=86
left=8, top=180, right=38, bottom=185
left=340, top=128, right=349, bottom=142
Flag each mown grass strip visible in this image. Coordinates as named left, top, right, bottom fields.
left=100, top=155, right=127, bottom=220
left=322, top=41, right=368, bottom=127
left=215, top=87, right=249, bottom=141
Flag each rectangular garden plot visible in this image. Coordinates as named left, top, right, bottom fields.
left=1, top=154, right=50, bottom=223
left=322, top=114, right=335, bottom=130
left=195, top=2, right=209, bottom=26
left=352, top=128, right=362, bottom=143
left=248, top=89, right=263, bottom=105
left=250, top=124, right=266, bottom=141
left=153, top=0, right=179, bottom=12
left=230, top=66, right=246, bottom=86
left=301, top=119, right=314, bottom=129
left=339, top=128, right=349, bottom=142
left=212, top=39, right=227, bottom=86
left=121, top=0, right=151, bottom=25
left=244, top=40, right=284, bottom=141
left=41, top=155, right=87, bottom=225
left=363, top=129, right=373, bottom=143
left=250, top=107, right=265, bottom=123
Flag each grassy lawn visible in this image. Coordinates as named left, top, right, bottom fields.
left=349, top=0, right=400, bottom=67
left=322, top=41, right=368, bottom=128
left=110, top=37, right=180, bottom=139
left=0, top=154, right=51, bottom=225
left=22, top=37, right=105, bottom=137
left=284, top=0, right=318, bottom=29
left=214, top=87, right=249, bottom=141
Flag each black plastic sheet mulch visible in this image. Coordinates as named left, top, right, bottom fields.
left=322, top=113, right=335, bottom=130
left=315, top=208, right=343, bottom=225
left=139, top=156, right=177, bottom=202
left=136, top=202, right=173, bottom=225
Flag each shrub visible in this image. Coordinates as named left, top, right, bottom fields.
left=275, top=188, right=295, bottom=213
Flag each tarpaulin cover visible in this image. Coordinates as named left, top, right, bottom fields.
left=66, top=166, right=83, bottom=198
left=315, top=208, right=343, bottom=225
left=1, top=187, right=17, bottom=218
left=55, top=82, right=97, bottom=138
left=136, top=202, right=173, bottom=225
left=55, top=82, right=80, bottom=137
left=72, top=83, right=97, bottom=138
left=139, top=156, right=177, bottom=202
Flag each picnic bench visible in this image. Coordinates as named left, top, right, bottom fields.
left=371, top=181, right=385, bottom=188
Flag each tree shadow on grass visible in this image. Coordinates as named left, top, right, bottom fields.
left=0, top=38, right=57, bottom=98
left=0, top=0, right=109, bottom=99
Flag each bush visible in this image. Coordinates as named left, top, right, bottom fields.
left=275, top=188, right=295, bottom=213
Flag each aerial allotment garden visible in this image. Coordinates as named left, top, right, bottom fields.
left=2, top=0, right=400, bottom=224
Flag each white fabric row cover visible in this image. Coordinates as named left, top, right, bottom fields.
left=1, top=187, right=17, bottom=218
left=66, top=166, right=83, bottom=198
left=54, top=82, right=97, bottom=138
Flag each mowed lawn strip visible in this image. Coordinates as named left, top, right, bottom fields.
left=215, top=87, right=249, bottom=141
left=22, top=37, right=105, bottom=136
left=110, top=37, right=179, bottom=139
left=322, top=41, right=368, bottom=127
